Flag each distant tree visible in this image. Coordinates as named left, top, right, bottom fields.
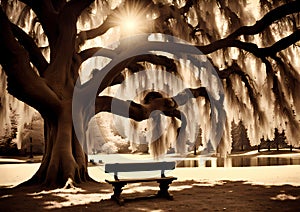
left=231, top=120, right=251, bottom=151
left=273, top=128, right=287, bottom=150
left=260, top=128, right=288, bottom=150
left=0, top=106, right=18, bottom=155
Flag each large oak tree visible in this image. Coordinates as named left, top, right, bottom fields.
left=0, top=0, right=299, bottom=188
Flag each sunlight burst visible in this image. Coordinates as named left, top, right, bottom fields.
left=123, top=16, right=137, bottom=32
left=113, top=2, right=150, bottom=37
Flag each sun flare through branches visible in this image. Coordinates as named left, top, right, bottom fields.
left=123, top=16, right=138, bottom=33
left=113, top=2, right=150, bottom=37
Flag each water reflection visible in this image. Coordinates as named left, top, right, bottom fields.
left=176, top=157, right=300, bottom=168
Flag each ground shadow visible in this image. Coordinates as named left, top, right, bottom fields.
left=0, top=180, right=300, bottom=211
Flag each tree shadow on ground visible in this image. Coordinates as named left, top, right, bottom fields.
left=0, top=181, right=300, bottom=211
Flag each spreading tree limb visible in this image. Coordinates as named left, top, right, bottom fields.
left=95, top=86, right=209, bottom=121
left=18, top=0, right=58, bottom=43
left=0, top=8, right=61, bottom=115
left=62, top=0, right=95, bottom=19
left=228, top=1, right=300, bottom=39
left=196, top=29, right=300, bottom=57
left=10, top=23, right=48, bottom=75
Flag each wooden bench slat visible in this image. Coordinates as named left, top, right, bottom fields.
left=105, top=176, right=177, bottom=184
left=105, top=161, right=176, bottom=173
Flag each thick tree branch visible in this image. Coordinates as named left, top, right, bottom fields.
left=78, top=47, right=116, bottom=64
left=62, top=0, right=95, bottom=19
left=228, top=0, right=300, bottom=39
left=79, top=47, right=178, bottom=73
left=262, top=29, right=300, bottom=56
left=129, top=54, right=178, bottom=73
left=192, top=1, right=300, bottom=58
left=78, top=28, right=300, bottom=102
left=95, top=96, right=147, bottom=122
left=94, top=96, right=177, bottom=122
left=195, top=28, right=300, bottom=57
left=0, top=8, right=61, bottom=115
left=51, top=0, right=67, bottom=13
left=76, top=16, right=117, bottom=47
left=18, top=0, right=34, bottom=8
left=18, top=0, right=58, bottom=42
left=94, top=54, right=179, bottom=93
left=78, top=51, right=179, bottom=91
left=10, top=23, right=48, bottom=75
left=95, top=86, right=209, bottom=121
left=82, top=27, right=300, bottom=85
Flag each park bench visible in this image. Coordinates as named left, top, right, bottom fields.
left=105, top=161, right=177, bottom=205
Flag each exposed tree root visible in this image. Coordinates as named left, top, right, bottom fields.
left=63, top=178, right=76, bottom=189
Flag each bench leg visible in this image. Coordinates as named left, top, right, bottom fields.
left=157, top=181, right=174, bottom=200
left=111, top=183, right=126, bottom=205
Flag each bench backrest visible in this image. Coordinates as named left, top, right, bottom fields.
left=105, top=161, right=176, bottom=180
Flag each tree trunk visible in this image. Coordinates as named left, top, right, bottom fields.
left=23, top=101, right=90, bottom=188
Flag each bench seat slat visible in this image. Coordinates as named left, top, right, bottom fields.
left=105, top=176, right=177, bottom=184
left=105, top=161, right=176, bottom=173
